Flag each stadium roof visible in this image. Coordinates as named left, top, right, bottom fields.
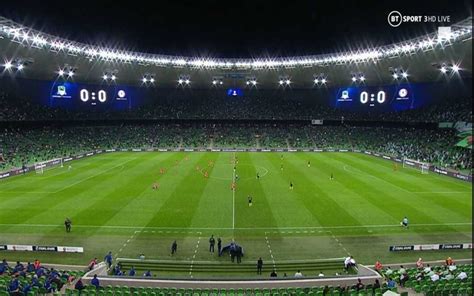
left=0, top=16, right=471, bottom=88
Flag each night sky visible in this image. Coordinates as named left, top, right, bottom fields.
left=0, top=0, right=471, bottom=58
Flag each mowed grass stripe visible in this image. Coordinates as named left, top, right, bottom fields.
left=291, top=153, right=398, bottom=226
left=22, top=153, right=159, bottom=241
left=350, top=153, right=472, bottom=193
left=348, top=153, right=472, bottom=209
left=249, top=153, right=321, bottom=228
left=266, top=153, right=362, bottom=228
left=0, top=154, right=120, bottom=194
left=334, top=153, right=472, bottom=221
left=0, top=154, right=137, bottom=226
left=309, top=153, right=439, bottom=227
left=99, top=153, right=194, bottom=229
left=143, top=153, right=220, bottom=228
left=189, top=153, right=235, bottom=229
left=326, top=153, right=470, bottom=241
left=234, top=153, right=281, bottom=230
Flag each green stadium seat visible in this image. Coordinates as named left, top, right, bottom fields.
left=414, top=284, right=422, bottom=293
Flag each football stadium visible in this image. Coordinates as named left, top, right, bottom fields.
left=0, top=1, right=472, bottom=295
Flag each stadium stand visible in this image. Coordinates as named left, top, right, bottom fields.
left=1, top=124, right=471, bottom=173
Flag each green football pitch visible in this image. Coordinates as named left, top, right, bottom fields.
left=0, top=152, right=471, bottom=276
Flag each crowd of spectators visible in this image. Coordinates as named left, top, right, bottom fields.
left=377, top=257, right=470, bottom=290
left=0, top=124, right=471, bottom=173
left=0, top=92, right=471, bottom=122
left=0, top=259, right=79, bottom=294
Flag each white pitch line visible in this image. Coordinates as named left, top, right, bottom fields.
left=329, top=231, right=350, bottom=256
left=52, top=158, right=136, bottom=193
left=189, top=236, right=201, bottom=277
left=0, top=222, right=470, bottom=230
left=264, top=233, right=276, bottom=271
left=232, top=152, right=236, bottom=230
left=343, top=165, right=412, bottom=194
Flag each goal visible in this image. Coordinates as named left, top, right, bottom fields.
left=34, top=163, right=45, bottom=174
left=402, top=157, right=430, bottom=174
left=34, top=158, right=63, bottom=174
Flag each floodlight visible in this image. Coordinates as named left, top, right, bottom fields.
left=178, top=79, right=183, bottom=84
left=401, top=72, right=408, bottom=78
left=285, top=79, right=291, bottom=85
left=212, top=80, right=217, bottom=85
left=351, top=77, right=357, bottom=82
left=359, top=75, right=365, bottom=81
left=321, top=78, right=327, bottom=84
left=102, top=74, right=108, bottom=80
left=58, top=69, right=65, bottom=76
left=142, top=77, right=148, bottom=83
left=111, top=75, right=116, bottom=81
left=279, top=80, right=284, bottom=85
left=150, top=78, right=155, bottom=83
left=17, top=64, right=24, bottom=70
left=184, top=79, right=190, bottom=84
left=451, top=65, right=460, bottom=72
left=314, top=79, right=319, bottom=84
left=440, top=67, right=447, bottom=74
left=68, top=71, right=74, bottom=77
left=4, top=62, right=12, bottom=69
left=392, top=73, right=398, bottom=79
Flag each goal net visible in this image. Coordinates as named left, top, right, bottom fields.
left=34, top=158, right=63, bottom=174
left=402, top=158, right=430, bottom=174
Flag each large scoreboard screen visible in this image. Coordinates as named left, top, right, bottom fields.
left=49, top=82, right=133, bottom=110
left=333, top=84, right=422, bottom=112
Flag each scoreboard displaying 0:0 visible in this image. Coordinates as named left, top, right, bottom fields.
left=79, top=89, right=107, bottom=103
left=334, top=84, right=417, bottom=111
left=50, top=82, right=131, bottom=108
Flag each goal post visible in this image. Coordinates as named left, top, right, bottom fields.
left=402, top=157, right=430, bottom=174
left=34, top=158, right=63, bottom=174
left=34, top=163, right=44, bottom=174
